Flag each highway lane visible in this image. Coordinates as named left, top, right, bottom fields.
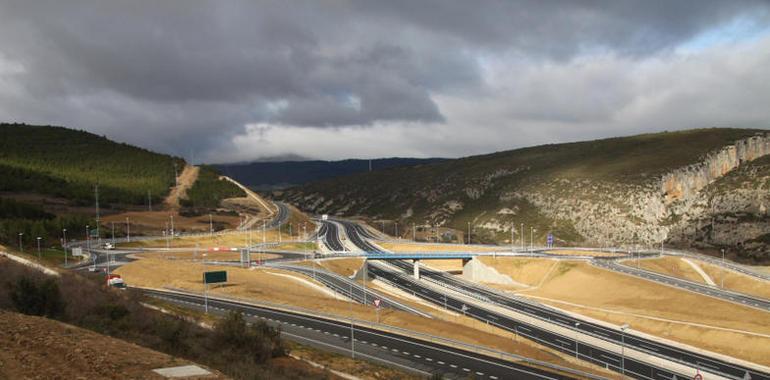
left=140, top=288, right=576, bottom=380
left=319, top=220, right=346, bottom=252
left=266, top=201, right=290, bottom=229
left=595, top=259, right=770, bottom=311
left=337, top=219, right=769, bottom=380
left=368, top=263, right=684, bottom=380
left=267, top=262, right=431, bottom=317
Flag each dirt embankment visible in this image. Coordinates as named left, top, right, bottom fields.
left=483, top=258, right=770, bottom=365
left=0, top=310, right=223, bottom=379
left=165, top=165, right=200, bottom=210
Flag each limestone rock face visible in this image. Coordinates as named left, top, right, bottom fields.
left=280, top=132, right=770, bottom=262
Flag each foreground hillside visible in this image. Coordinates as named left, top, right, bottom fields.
left=279, top=128, right=770, bottom=263
left=0, top=123, right=183, bottom=205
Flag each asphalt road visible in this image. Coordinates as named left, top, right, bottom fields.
left=267, top=262, right=431, bottom=317
left=337, top=219, right=769, bottom=380
left=266, top=201, right=290, bottom=229
left=319, top=220, right=346, bottom=252
left=140, top=288, right=575, bottom=380
left=595, top=259, right=770, bottom=311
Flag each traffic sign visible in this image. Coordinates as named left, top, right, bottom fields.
left=373, top=299, right=381, bottom=308
left=546, top=233, right=554, bottom=247
left=204, top=270, right=227, bottom=284
left=693, top=372, right=702, bottom=380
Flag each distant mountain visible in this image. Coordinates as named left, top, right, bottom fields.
left=279, top=128, right=770, bottom=263
left=214, top=158, right=446, bottom=190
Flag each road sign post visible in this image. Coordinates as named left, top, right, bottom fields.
left=374, top=299, right=381, bottom=323
left=203, top=271, right=227, bottom=313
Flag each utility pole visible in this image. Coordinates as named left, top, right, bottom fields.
left=95, top=184, right=100, bottom=245
left=721, top=248, right=726, bottom=288
left=62, top=229, right=67, bottom=266
left=36, top=237, right=42, bottom=263
left=467, top=222, right=471, bottom=244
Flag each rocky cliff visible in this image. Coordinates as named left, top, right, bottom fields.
left=278, top=129, right=770, bottom=263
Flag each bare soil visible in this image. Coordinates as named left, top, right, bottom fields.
left=501, top=260, right=770, bottom=365
left=102, top=211, right=239, bottom=237
left=164, top=165, right=200, bottom=210
left=634, top=256, right=708, bottom=284
left=478, top=257, right=559, bottom=287
left=0, top=310, right=223, bottom=379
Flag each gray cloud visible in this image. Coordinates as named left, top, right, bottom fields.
left=0, top=0, right=768, bottom=161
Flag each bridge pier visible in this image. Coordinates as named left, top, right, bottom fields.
left=413, top=259, right=420, bottom=279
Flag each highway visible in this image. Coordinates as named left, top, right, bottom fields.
left=267, top=262, right=431, bottom=317
left=595, top=259, right=770, bottom=311
left=335, top=219, right=769, bottom=380
left=665, top=251, right=770, bottom=282
left=319, top=220, right=346, bottom=252
left=139, top=288, right=577, bottom=380
left=266, top=201, right=290, bottom=229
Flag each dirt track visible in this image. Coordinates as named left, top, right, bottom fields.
left=164, top=165, right=199, bottom=210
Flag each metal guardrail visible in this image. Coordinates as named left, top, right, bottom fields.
left=145, top=287, right=607, bottom=380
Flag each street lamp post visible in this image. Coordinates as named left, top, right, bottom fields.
left=394, top=222, right=398, bottom=239
left=620, top=324, right=629, bottom=375
left=721, top=248, right=726, bottom=288
left=18, top=232, right=23, bottom=252
left=574, top=322, right=581, bottom=359
left=62, top=229, right=68, bottom=266
left=467, top=222, right=471, bottom=244
left=209, top=214, right=213, bottom=236
left=520, top=223, right=524, bottom=251
left=36, top=237, right=42, bottom=263
left=125, top=217, right=130, bottom=243
left=86, top=225, right=90, bottom=251
left=111, top=222, right=115, bottom=245
left=530, top=227, right=535, bottom=252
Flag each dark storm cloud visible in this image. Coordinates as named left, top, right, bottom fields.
left=0, top=0, right=768, bottom=160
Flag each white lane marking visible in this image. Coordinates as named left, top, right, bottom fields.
left=490, top=376, right=498, bottom=380
left=414, top=354, right=421, bottom=358
left=476, top=372, right=484, bottom=376
left=450, top=364, right=458, bottom=368
left=437, top=361, right=445, bottom=365
left=462, top=368, right=471, bottom=372
left=425, top=358, right=433, bottom=362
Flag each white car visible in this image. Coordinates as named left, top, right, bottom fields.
left=103, top=242, right=114, bottom=250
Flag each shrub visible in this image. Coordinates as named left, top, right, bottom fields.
left=9, top=276, right=65, bottom=318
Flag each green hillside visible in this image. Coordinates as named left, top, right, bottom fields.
left=0, top=123, right=183, bottom=205
left=279, top=128, right=770, bottom=262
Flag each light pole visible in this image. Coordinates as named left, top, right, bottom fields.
left=36, top=237, right=42, bottom=263
left=62, top=229, right=68, bottom=266
left=467, top=221, right=471, bottom=244
left=574, top=322, right=581, bottom=359
left=394, top=222, right=398, bottom=239
left=209, top=214, right=213, bottom=236
left=530, top=227, right=535, bottom=252
left=511, top=223, right=515, bottom=252
left=86, top=224, right=90, bottom=251
left=18, top=232, right=23, bottom=252
left=620, top=323, right=629, bottom=375
left=111, top=222, right=115, bottom=245
left=412, top=223, right=415, bottom=241
left=125, top=217, right=130, bottom=243
left=721, top=248, right=726, bottom=288
left=350, top=281, right=355, bottom=359
left=520, top=223, right=524, bottom=251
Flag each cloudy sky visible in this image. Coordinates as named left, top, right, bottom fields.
left=1, top=1, right=770, bottom=163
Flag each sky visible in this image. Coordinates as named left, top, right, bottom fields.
left=1, top=1, right=770, bottom=163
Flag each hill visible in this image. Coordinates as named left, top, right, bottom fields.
left=215, top=157, right=445, bottom=190
left=0, top=123, right=183, bottom=206
left=278, top=128, right=770, bottom=263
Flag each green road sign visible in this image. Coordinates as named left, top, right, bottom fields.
left=203, top=270, right=227, bottom=284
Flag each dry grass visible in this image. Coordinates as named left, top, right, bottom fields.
left=507, top=260, right=770, bottom=365
left=0, top=310, right=223, bottom=379
left=478, top=257, right=559, bottom=287
left=634, top=256, right=709, bottom=284
left=133, top=250, right=282, bottom=262
left=122, top=229, right=292, bottom=249
left=543, top=249, right=622, bottom=258
left=378, top=242, right=500, bottom=253
left=697, top=261, right=770, bottom=299
left=102, top=210, right=239, bottom=236
left=116, top=257, right=613, bottom=378
left=421, top=259, right=465, bottom=272
left=288, top=342, right=420, bottom=380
